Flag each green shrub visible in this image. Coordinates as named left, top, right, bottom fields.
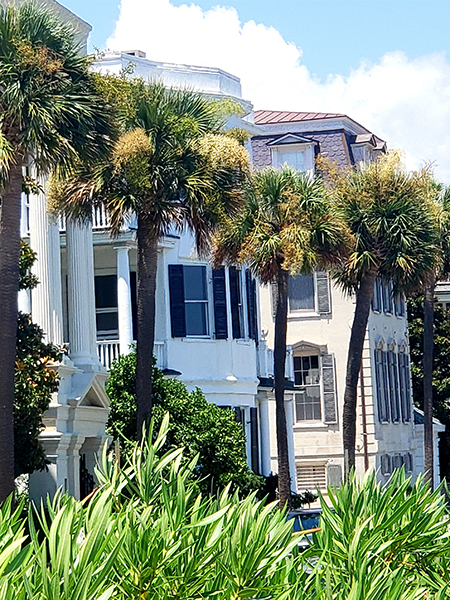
left=106, top=349, right=263, bottom=495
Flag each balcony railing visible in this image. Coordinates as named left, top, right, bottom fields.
left=97, top=340, right=167, bottom=371
left=256, top=341, right=293, bottom=381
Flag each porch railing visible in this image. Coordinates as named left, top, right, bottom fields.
left=97, top=340, right=167, bottom=371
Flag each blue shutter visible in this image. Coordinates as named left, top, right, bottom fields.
left=212, top=268, right=228, bottom=339
left=388, top=350, right=400, bottom=422
left=250, top=407, right=260, bottom=474
left=246, top=271, right=258, bottom=341
left=168, top=265, right=186, bottom=338
left=229, top=267, right=241, bottom=339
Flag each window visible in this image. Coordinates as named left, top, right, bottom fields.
left=382, top=281, right=393, bottom=314
left=277, top=150, right=306, bottom=172
left=388, top=350, right=401, bottom=423
left=374, top=349, right=390, bottom=423
left=372, top=279, right=383, bottom=312
left=289, top=274, right=315, bottom=312
left=183, top=266, right=209, bottom=336
left=169, top=265, right=209, bottom=337
left=398, top=352, right=412, bottom=422
left=95, top=275, right=118, bottom=339
left=294, top=355, right=321, bottom=421
left=229, top=267, right=245, bottom=339
left=394, top=294, right=405, bottom=317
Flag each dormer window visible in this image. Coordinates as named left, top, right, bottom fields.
left=268, top=134, right=316, bottom=174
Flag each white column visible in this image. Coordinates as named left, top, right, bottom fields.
left=285, top=396, right=298, bottom=492
left=115, top=245, right=133, bottom=355
left=66, top=219, right=100, bottom=369
left=259, top=397, right=272, bottom=475
left=29, top=177, right=64, bottom=345
left=18, top=289, right=31, bottom=314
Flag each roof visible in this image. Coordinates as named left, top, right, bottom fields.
left=254, top=110, right=346, bottom=125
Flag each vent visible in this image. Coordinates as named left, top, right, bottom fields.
left=123, top=49, right=146, bottom=58
left=296, top=464, right=326, bottom=492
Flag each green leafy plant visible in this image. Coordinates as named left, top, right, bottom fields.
left=106, top=348, right=263, bottom=495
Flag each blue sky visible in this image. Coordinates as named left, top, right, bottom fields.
left=62, top=0, right=450, bottom=181
left=65, top=0, right=450, bottom=79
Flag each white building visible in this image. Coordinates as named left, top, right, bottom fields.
left=20, top=1, right=442, bottom=500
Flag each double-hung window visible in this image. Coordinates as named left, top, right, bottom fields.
left=229, top=266, right=245, bottom=339
left=168, top=265, right=209, bottom=337
left=294, top=355, right=321, bottom=421
left=288, top=274, right=315, bottom=312
left=95, top=275, right=118, bottom=340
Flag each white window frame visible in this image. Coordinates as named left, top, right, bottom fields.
left=288, top=272, right=318, bottom=316
left=270, top=142, right=315, bottom=175
left=182, top=263, right=211, bottom=339
left=293, top=353, right=322, bottom=423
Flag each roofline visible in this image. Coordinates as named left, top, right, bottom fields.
left=254, top=110, right=373, bottom=136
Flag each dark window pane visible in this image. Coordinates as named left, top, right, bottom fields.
left=302, top=356, right=310, bottom=370
left=95, top=275, right=117, bottom=309
left=185, top=302, right=208, bottom=335
left=288, top=275, right=315, bottom=311
left=96, top=311, right=118, bottom=333
left=294, top=356, right=302, bottom=371
left=295, top=372, right=303, bottom=386
left=184, top=266, right=207, bottom=301
left=310, top=355, right=319, bottom=369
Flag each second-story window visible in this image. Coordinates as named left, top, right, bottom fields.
left=288, top=274, right=315, bottom=312
left=168, top=265, right=209, bottom=338
left=277, top=150, right=306, bottom=171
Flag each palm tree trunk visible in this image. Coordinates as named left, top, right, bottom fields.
left=136, top=214, right=158, bottom=438
left=0, top=160, right=23, bottom=502
left=273, top=268, right=291, bottom=510
left=423, top=276, right=435, bottom=488
left=343, top=268, right=377, bottom=480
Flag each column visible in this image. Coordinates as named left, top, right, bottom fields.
left=259, top=397, right=272, bottom=475
left=115, top=245, right=133, bottom=355
left=29, top=177, right=64, bottom=345
left=18, top=289, right=31, bottom=314
left=285, top=396, right=298, bottom=492
left=66, top=219, right=100, bottom=369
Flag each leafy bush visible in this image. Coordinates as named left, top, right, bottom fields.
left=1, top=420, right=450, bottom=599
left=106, top=349, right=263, bottom=495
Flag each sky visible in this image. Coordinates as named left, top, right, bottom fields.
left=62, top=0, right=450, bottom=181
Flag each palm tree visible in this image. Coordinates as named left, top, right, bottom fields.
left=50, top=79, right=249, bottom=436
left=214, top=166, right=347, bottom=508
left=0, top=1, right=113, bottom=501
left=330, top=154, right=438, bottom=479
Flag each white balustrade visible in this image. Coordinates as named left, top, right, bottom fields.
left=256, top=343, right=293, bottom=381
left=97, top=340, right=167, bottom=371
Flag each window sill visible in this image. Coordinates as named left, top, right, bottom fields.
left=293, top=422, right=329, bottom=430
left=287, top=311, right=320, bottom=321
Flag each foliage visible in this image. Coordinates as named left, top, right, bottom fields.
left=14, top=243, right=62, bottom=478
left=214, top=165, right=348, bottom=282
left=304, top=469, right=450, bottom=599
left=106, top=349, right=263, bottom=495
left=1, top=421, right=450, bottom=599
left=328, top=153, right=439, bottom=295
left=408, top=296, right=450, bottom=480
left=0, top=0, right=114, bottom=178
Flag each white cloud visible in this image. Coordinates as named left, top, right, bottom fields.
left=108, top=0, right=450, bottom=182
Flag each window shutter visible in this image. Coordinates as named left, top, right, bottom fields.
left=316, top=271, right=331, bottom=315
left=229, top=267, right=241, bottom=339
left=250, top=407, right=260, bottom=474
left=321, top=353, right=337, bottom=424
left=326, top=464, right=342, bottom=488
left=168, top=265, right=186, bottom=338
left=246, top=271, right=258, bottom=341
left=234, top=406, right=245, bottom=429
left=212, top=268, right=228, bottom=340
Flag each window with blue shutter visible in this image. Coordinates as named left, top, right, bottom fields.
left=394, top=294, right=405, bottom=317
left=212, top=268, right=228, bottom=339
left=374, top=349, right=390, bottom=422
left=168, top=265, right=186, bottom=338
left=372, top=278, right=382, bottom=312
left=382, top=281, right=393, bottom=314
left=398, top=352, right=412, bottom=422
